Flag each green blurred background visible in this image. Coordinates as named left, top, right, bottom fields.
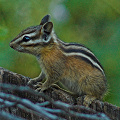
left=0, top=0, right=120, bottom=106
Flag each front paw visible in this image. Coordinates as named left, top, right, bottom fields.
left=32, top=82, right=43, bottom=92
left=34, top=83, right=47, bottom=93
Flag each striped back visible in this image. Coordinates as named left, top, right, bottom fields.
left=58, top=39, right=104, bottom=74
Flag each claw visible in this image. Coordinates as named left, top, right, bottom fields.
left=33, top=82, right=42, bottom=92
left=35, top=87, right=41, bottom=92
left=33, top=82, right=42, bottom=88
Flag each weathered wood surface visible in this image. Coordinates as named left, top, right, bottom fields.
left=0, top=67, right=119, bottom=120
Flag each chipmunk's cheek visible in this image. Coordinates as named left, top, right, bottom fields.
left=18, top=47, right=25, bottom=52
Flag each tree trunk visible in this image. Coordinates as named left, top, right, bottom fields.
left=0, top=67, right=119, bottom=120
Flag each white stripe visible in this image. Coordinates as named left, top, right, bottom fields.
left=24, top=33, right=36, bottom=37
left=15, top=37, right=22, bottom=43
left=63, top=52, right=104, bottom=74
left=52, top=32, right=58, bottom=43
left=60, top=40, right=95, bottom=56
left=59, top=40, right=105, bottom=73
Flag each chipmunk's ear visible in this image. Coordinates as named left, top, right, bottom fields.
left=40, top=15, right=51, bottom=25
left=41, top=22, right=53, bottom=41
left=42, top=22, right=53, bottom=34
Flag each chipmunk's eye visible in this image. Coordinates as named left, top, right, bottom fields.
left=23, top=36, right=30, bottom=42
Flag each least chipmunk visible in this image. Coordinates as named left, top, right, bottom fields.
left=10, top=15, right=107, bottom=106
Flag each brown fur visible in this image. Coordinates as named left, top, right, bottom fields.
left=37, top=42, right=107, bottom=106
left=10, top=15, right=107, bottom=106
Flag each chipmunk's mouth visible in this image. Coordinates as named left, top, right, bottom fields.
left=9, top=42, right=17, bottom=50
left=9, top=42, right=23, bottom=52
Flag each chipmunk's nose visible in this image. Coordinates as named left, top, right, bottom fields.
left=9, top=42, right=14, bottom=48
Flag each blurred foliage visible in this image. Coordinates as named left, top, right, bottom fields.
left=0, top=0, right=120, bottom=106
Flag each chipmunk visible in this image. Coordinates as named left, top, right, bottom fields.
left=9, top=15, right=107, bottom=106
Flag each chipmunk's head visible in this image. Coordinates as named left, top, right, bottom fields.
left=10, top=15, right=57, bottom=56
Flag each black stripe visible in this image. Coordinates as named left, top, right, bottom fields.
left=23, top=37, right=54, bottom=47
left=59, top=41, right=94, bottom=54
left=60, top=41, right=86, bottom=48
left=23, top=43, right=40, bottom=47
left=60, top=45, right=104, bottom=70
left=12, top=33, right=40, bottom=45
left=11, top=25, right=41, bottom=43
left=21, top=25, right=41, bottom=34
